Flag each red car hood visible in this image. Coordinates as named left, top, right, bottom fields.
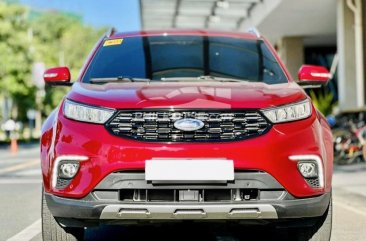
left=67, top=81, right=307, bottom=109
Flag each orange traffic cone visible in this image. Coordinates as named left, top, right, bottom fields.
left=10, top=138, right=18, bottom=154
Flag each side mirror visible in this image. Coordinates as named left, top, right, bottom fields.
left=297, top=65, right=331, bottom=88
left=43, top=67, right=72, bottom=86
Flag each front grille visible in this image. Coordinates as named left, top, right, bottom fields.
left=92, top=172, right=287, bottom=202
left=118, top=189, right=259, bottom=203
left=105, top=110, right=270, bottom=142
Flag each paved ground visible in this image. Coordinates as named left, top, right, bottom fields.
left=1, top=145, right=366, bottom=241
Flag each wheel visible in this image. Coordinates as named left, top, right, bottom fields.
left=292, top=196, right=332, bottom=241
left=42, top=189, right=85, bottom=241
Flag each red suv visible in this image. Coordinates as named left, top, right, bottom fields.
left=41, top=29, right=333, bottom=241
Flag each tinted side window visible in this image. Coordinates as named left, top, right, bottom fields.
left=261, top=44, right=286, bottom=84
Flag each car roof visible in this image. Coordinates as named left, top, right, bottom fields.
left=109, top=29, right=260, bottom=40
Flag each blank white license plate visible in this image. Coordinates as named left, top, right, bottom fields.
left=145, top=158, right=234, bottom=182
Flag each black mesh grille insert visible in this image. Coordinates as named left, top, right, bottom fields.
left=305, top=178, right=321, bottom=188
left=56, top=178, right=71, bottom=189
left=105, top=110, right=270, bottom=142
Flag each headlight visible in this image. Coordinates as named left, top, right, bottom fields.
left=261, top=99, right=311, bottom=123
left=63, top=99, right=115, bottom=124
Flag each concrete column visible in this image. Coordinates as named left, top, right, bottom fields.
left=337, top=0, right=364, bottom=110
left=276, top=37, right=304, bottom=80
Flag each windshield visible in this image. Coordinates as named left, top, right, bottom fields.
left=82, top=35, right=288, bottom=84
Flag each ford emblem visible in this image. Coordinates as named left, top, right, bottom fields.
left=174, top=118, right=205, bottom=131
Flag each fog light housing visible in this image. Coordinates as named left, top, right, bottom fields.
left=298, top=162, right=318, bottom=178
left=58, top=162, right=80, bottom=179
left=52, top=155, right=88, bottom=189
left=289, top=155, right=324, bottom=188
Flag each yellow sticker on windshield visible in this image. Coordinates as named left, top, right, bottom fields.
left=103, top=38, right=123, bottom=47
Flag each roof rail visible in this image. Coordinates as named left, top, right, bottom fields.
left=106, top=27, right=116, bottom=38
left=247, top=27, right=261, bottom=38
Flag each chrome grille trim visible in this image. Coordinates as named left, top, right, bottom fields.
left=105, top=109, right=271, bottom=142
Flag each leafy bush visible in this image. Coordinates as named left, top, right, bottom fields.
left=310, top=90, right=337, bottom=116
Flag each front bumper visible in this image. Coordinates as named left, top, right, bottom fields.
left=45, top=192, right=330, bottom=223
left=45, top=172, right=331, bottom=225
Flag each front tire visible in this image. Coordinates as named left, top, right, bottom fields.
left=42, top=189, right=84, bottom=241
left=293, top=195, right=332, bottom=241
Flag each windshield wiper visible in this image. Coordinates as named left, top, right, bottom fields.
left=197, top=76, right=246, bottom=82
left=160, top=76, right=248, bottom=83
left=90, top=76, right=150, bottom=84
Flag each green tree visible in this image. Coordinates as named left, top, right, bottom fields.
left=31, top=12, right=105, bottom=115
left=0, top=1, right=35, bottom=121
